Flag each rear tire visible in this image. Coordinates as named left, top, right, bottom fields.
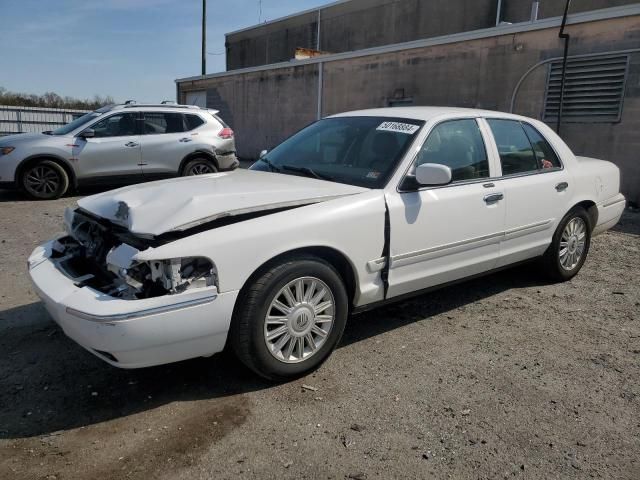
left=20, top=160, right=69, bottom=200
left=229, top=255, right=348, bottom=382
left=541, top=207, right=591, bottom=282
left=182, top=157, right=218, bottom=176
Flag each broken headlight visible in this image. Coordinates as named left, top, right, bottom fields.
left=107, top=249, right=218, bottom=298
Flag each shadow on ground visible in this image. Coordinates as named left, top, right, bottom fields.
left=0, top=264, right=549, bottom=439
left=611, top=209, right=640, bottom=236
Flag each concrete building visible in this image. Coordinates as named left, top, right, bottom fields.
left=176, top=1, right=640, bottom=204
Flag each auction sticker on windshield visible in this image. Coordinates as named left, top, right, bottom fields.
left=376, top=121, right=420, bottom=135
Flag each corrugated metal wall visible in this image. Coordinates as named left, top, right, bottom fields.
left=0, top=105, right=89, bottom=136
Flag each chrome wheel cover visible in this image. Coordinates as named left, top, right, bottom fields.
left=559, top=217, right=587, bottom=271
left=264, top=276, right=335, bottom=364
left=24, top=165, right=60, bottom=196
left=188, top=163, right=215, bottom=175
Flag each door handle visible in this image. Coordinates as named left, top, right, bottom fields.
left=125, top=141, right=139, bottom=148
left=484, top=193, right=504, bottom=204
left=179, top=137, right=193, bottom=143
left=556, top=182, right=569, bottom=192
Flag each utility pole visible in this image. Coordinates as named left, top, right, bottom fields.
left=201, top=0, right=207, bottom=76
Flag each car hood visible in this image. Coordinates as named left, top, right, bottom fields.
left=77, top=169, right=368, bottom=236
left=0, top=132, right=63, bottom=145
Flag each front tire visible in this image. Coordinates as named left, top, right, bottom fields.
left=541, top=207, right=591, bottom=282
left=20, top=160, right=69, bottom=200
left=229, top=255, right=348, bottom=381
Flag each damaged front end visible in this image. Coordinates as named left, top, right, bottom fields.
left=52, top=208, right=218, bottom=300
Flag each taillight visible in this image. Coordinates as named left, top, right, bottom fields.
left=218, top=127, right=234, bottom=139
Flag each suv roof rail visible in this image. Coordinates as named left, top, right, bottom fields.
left=124, top=100, right=136, bottom=105
left=161, top=100, right=177, bottom=104
left=122, top=103, right=201, bottom=110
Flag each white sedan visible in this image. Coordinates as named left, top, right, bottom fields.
left=28, top=107, right=626, bottom=380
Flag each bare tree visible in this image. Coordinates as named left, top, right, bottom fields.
left=0, top=87, right=115, bottom=110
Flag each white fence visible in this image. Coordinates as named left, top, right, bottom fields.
left=0, top=105, right=90, bottom=136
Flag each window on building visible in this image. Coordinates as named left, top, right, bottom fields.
left=413, top=119, right=489, bottom=182
left=543, top=54, right=629, bottom=123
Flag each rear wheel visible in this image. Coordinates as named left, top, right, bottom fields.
left=182, top=158, right=218, bottom=176
left=21, top=160, right=69, bottom=200
left=230, top=255, right=348, bottom=381
left=541, top=207, right=591, bottom=282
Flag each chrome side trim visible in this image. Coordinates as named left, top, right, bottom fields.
left=390, top=231, right=503, bottom=268
left=390, top=219, right=553, bottom=268
left=65, top=294, right=217, bottom=323
left=602, top=197, right=626, bottom=209
left=366, top=257, right=387, bottom=273
left=503, top=219, right=553, bottom=240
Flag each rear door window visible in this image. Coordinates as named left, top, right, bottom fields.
left=522, top=123, right=562, bottom=170
left=486, top=119, right=539, bottom=176
left=142, top=112, right=186, bottom=134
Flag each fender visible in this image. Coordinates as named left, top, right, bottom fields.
left=179, top=150, right=218, bottom=173
left=16, top=153, right=77, bottom=188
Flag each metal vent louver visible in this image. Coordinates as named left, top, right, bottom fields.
left=544, top=54, right=629, bottom=123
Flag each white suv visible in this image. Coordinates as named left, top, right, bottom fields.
left=0, top=102, right=238, bottom=199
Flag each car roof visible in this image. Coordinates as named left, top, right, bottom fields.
left=328, top=106, right=528, bottom=122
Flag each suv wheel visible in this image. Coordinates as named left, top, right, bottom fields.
left=230, top=255, right=348, bottom=381
left=21, top=160, right=69, bottom=200
left=183, top=158, right=218, bottom=176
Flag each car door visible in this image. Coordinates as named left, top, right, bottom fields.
left=138, top=111, right=191, bottom=177
left=386, top=117, right=505, bottom=299
left=73, top=112, right=143, bottom=181
left=481, top=118, right=572, bottom=268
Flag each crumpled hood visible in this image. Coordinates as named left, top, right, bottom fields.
left=77, top=169, right=368, bottom=236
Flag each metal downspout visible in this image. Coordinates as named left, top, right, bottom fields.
left=317, top=8, right=322, bottom=50
left=557, top=0, right=573, bottom=135
left=317, top=62, right=324, bottom=120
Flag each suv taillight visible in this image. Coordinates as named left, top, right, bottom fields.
left=218, top=127, right=234, bottom=139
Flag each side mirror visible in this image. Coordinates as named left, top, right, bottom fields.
left=79, top=128, right=95, bottom=139
left=415, top=163, right=452, bottom=186
left=259, top=149, right=268, bottom=158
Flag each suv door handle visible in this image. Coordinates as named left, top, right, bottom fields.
left=179, top=137, right=192, bottom=143
left=556, top=182, right=569, bottom=192
left=125, top=141, right=139, bottom=148
left=484, top=193, right=504, bottom=204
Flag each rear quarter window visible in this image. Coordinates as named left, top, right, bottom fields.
left=185, top=114, right=205, bottom=131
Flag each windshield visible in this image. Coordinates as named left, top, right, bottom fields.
left=50, top=112, right=102, bottom=135
left=250, top=116, right=424, bottom=188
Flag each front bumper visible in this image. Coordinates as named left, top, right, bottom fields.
left=28, top=240, right=239, bottom=368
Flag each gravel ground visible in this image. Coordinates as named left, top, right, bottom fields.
left=0, top=187, right=638, bottom=480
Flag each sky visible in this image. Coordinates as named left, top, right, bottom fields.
left=0, top=0, right=329, bottom=103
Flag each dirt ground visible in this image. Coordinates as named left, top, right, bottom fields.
left=0, top=187, right=638, bottom=480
